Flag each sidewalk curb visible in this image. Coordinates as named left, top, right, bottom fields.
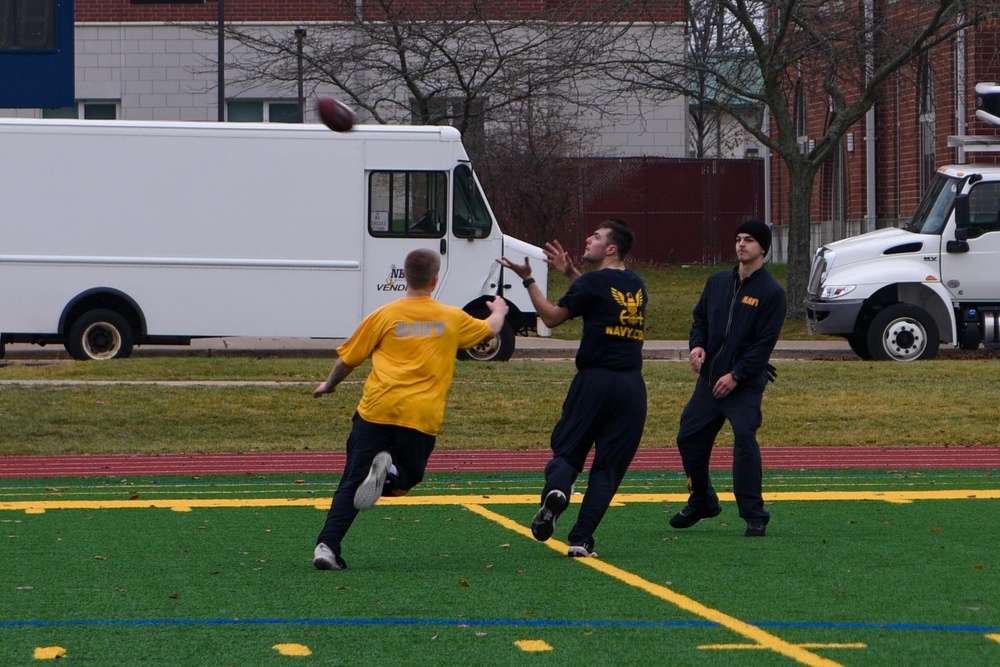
left=0, top=337, right=986, bottom=362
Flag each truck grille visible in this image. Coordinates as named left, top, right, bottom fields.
left=807, top=249, right=827, bottom=297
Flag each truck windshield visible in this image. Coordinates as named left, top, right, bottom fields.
left=905, top=173, right=958, bottom=234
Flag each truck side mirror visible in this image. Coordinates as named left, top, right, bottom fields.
left=947, top=194, right=970, bottom=252
left=953, top=193, right=970, bottom=238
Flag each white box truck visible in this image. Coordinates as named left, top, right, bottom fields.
left=0, top=118, right=547, bottom=361
left=805, top=83, right=1000, bottom=361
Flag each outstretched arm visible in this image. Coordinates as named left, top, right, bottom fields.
left=313, top=357, right=356, bottom=398
left=484, top=295, right=510, bottom=337
left=544, top=239, right=581, bottom=281
left=496, top=256, right=571, bottom=329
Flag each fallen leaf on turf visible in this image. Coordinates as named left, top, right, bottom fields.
left=974, top=564, right=985, bottom=570
left=169, top=593, right=180, bottom=599
left=459, top=579, right=470, bottom=587
left=475, top=632, right=487, bottom=637
left=94, top=555, right=106, bottom=561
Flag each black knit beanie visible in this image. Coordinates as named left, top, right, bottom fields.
left=735, top=220, right=771, bottom=256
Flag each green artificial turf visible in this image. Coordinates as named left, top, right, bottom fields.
left=2, top=471, right=999, bottom=666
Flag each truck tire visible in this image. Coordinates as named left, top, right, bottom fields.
left=866, top=304, right=940, bottom=362
left=846, top=334, right=873, bottom=360
left=457, top=317, right=515, bottom=362
left=66, top=309, right=135, bottom=361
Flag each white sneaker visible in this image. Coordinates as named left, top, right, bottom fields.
left=354, top=451, right=392, bottom=510
left=567, top=540, right=597, bottom=558
left=313, top=543, right=345, bottom=570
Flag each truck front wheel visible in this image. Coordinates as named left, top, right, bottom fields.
left=66, top=309, right=135, bottom=361
left=457, top=316, right=515, bottom=362
left=866, top=304, right=940, bottom=362
left=846, top=334, right=873, bottom=360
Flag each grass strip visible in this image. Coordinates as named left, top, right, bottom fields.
left=4, top=359, right=1000, bottom=454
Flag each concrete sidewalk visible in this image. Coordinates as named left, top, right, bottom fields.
left=3, top=335, right=860, bottom=361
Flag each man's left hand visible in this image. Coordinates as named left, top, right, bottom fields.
left=712, top=373, right=737, bottom=399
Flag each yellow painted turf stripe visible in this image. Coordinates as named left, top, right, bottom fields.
left=462, top=503, right=844, bottom=667
left=3, top=489, right=999, bottom=513
left=700, top=643, right=867, bottom=650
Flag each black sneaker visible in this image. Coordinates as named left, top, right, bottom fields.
left=567, top=539, right=597, bottom=558
left=744, top=520, right=767, bottom=537
left=530, top=489, right=568, bottom=541
left=669, top=504, right=722, bottom=529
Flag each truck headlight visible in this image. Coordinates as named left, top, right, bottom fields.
left=820, top=284, right=856, bottom=299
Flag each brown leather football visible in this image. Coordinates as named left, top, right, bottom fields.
left=316, top=98, right=355, bottom=132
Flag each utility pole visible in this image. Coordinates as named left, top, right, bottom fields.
left=217, top=0, right=225, bottom=121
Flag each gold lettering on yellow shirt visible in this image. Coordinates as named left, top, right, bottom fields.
left=395, top=321, right=446, bottom=338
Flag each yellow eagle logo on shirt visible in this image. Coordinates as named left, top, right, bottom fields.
left=612, top=287, right=645, bottom=327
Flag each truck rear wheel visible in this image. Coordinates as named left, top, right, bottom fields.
left=457, top=316, right=515, bottom=362
left=66, top=309, right=135, bottom=361
left=866, top=304, right=939, bottom=361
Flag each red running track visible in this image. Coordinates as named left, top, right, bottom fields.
left=1, top=447, right=999, bottom=478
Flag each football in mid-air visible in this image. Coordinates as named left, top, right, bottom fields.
left=316, top=98, right=355, bottom=132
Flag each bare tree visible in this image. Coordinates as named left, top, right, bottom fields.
left=471, top=103, right=588, bottom=246
left=204, top=0, right=645, bottom=134
left=687, top=0, right=762, bottom=157
left=606, top=0, right=999, bottom=317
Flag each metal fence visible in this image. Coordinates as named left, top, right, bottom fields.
left=505, top=156, right=765, bottom=265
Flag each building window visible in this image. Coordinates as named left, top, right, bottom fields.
left=227, top=100, right=302, bottom=123
left=794, top=80, right=808, bottom=153
left=0, top=0, right=56, bottom=51
left=918, top=55, right=936, bottom=195
left=368, top=171, right=448, bottom=238
left=829, top=140, right=847, bottom=237
left=42, top=101, right=118, bottom=119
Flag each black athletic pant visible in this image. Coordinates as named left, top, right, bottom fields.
left=317, top=413, right=435, bottom=555
left=541, top=367, right=647, bottom=547
left=676, top=376, right=769, bottom=523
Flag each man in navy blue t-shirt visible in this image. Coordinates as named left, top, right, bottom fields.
left=498, top=219, right=647, bottom=558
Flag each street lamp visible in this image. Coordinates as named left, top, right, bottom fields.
left=295, top=28, right=307, bottom=123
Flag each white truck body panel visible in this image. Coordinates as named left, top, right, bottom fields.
left=0, top=118, right=546, bottom=358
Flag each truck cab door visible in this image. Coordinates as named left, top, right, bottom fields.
left=362, top=170, right=450, bottom=313
left=433, top=164, right=502, bottom=309
left=940, top=181, right=1000, bottom=301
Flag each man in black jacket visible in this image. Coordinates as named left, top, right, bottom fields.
left=670, top=220, right=786, bottom=537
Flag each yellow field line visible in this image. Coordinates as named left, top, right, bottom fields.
left=2, top=489, right=998, bottom=513
left=463, top=502, right=844, bottom=667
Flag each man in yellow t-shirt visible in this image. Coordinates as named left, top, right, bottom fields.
left=311, top=248, right=508, bottom=570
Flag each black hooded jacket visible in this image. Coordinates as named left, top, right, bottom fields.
left=689, top=265, right=787, bottom=393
